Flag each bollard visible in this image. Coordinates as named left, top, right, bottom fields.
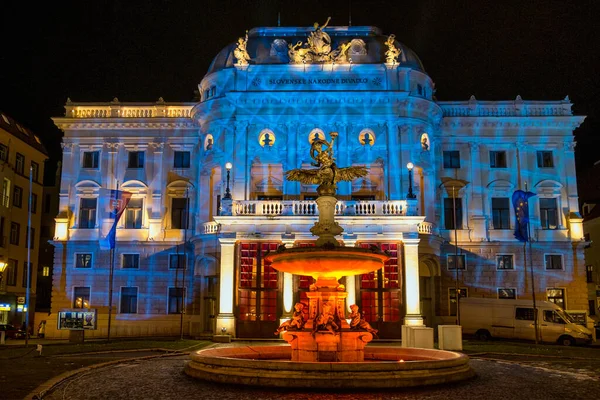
left=37, top=344, right=43, bottom=356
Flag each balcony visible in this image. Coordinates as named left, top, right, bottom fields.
left=231, top=199, right=407, bottom=217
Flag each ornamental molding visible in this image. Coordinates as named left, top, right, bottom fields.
left=53, top=118, right=198, bottom=131
left=441, top=117, right=585, bottom=130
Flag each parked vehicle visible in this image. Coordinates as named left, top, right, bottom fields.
left=0, top=324, right=27, bottom=339
left=460, top=298, right=593, bottom=346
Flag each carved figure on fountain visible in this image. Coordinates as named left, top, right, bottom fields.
left=312, top=302, right=340, bottom=336
left=275, top=302, right=306, bottom=335
left=349, top=304, right=379, bottom=337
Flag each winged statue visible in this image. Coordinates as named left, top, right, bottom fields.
left=285, top=131, right=368, bottom=197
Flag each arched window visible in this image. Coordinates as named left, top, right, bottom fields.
left=258, top=129, right=276, bottom=147
left=359, top=129, right=376, bottom=146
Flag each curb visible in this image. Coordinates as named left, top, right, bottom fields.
left=24, top=351, right=188, bottom=400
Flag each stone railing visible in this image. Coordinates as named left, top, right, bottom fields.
left=439, top=97, right=573, bottom=118
left=417, top=221, right=436, bottom=235
left=232, top=200, right=407, bottom=217
left=203, top=221, right=220, bottom=234
left=65, top=101, right=195, bottom=119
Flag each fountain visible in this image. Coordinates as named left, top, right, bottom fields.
left=185, top=132, right=474, bottom=388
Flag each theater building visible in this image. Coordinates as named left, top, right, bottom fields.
left=46, top=24, right=587, bottom=339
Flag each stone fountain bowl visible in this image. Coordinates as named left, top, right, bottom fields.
left=265, top=246, right=390, bottom=281
left=185, top=345, right=475, bottom=389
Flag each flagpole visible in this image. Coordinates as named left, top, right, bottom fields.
left=525, top=182, right=539, bottom=344
left=107, top=181, right=119, bottom=342
left=452, top=185, right=460, bottom=325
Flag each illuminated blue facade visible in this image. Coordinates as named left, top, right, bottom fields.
left=47, top=25, right=587, bottom=339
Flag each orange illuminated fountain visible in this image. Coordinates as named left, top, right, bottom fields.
left=185, top=128, right=474, bottom=388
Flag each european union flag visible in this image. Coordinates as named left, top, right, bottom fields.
left=512, top=190, right=536, bottom=242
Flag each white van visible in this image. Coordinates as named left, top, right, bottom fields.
left=460, top=298, right=593, bottom=346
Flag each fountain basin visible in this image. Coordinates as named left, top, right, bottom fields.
left=265, top=246, right=389, bottom=283
left=185, top=345, right=475, bottom=389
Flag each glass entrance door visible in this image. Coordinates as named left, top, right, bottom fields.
left=237, top=242, right=280, bottom=338
left=358, top=243, right=402, bottom=338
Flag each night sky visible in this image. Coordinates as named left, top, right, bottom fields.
left=2, top=0, right=599, bottom=193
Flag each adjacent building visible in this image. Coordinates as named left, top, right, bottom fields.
left=45, top=25, right=587, bottom=339
left=0, top=112, right=48, bottom=330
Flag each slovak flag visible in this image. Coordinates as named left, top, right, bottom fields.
left=512, top=189, right=536, bottom=242
left=99, top=188, right=132, bottom=250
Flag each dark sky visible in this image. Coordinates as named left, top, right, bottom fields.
left=2, top=0, right=599, bottom=188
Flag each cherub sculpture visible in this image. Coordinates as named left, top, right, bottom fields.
left=275, top=302, right=306, bottom=335
left=349, top=304, right=378, bottom=336
left=285, top=132, right=368, bottom=196
left=384, top=34, right=401, bottom=65
left=312, top=302, right=339, bottom=336
left=234, top=31, right=251, bottom=66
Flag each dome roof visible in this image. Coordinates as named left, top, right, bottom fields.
left=206, top=26, right=425, bottom=75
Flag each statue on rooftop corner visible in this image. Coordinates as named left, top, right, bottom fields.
left=234, top=31, right=250, bottom=66
left=307, top=17, right=332, bottom=58
left=384, top=34, right=401, bottom=65
left=285, top=132, right=368, bottom=197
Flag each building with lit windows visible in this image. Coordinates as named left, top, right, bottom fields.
left=0, top=112, right=47, bottom=330
left=45, top=25, right=588, bottom=339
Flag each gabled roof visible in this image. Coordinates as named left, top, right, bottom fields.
left=0, top=111, right=49, bottom=156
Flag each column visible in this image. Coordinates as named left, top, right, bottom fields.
left=387, top=123, right=404, bottom=199
left=403, top=235, right=423, bottom=326
left=342, top=236, right=357, bottom=312
left=280, top=236, right=296, bottom=317
left=231, top=123, right=246, bottom=200
left=469, top=142, right=486, bottom=240
left=216, top=238, right=236, bottom=337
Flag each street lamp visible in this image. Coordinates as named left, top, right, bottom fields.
left=0, top=258, right=7, bottom=292
left=224, top=162, right=233, bottom=200
left=406, top=162, right=416, bottom=199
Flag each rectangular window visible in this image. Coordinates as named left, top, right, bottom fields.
left=6, top=259, right=17, bottom=286
left=443, top=197, right=463, bottom=229
left=22, top=262, right=32, bottom=288
left=492, top=197, right=510, bottom=229
left=73, top=287, right=91, bottom=308
left=540, top=198, right=558, bottom=230
left=589, top=300, right=596, bottom=316
left=490, top=151, right=507, bottom=168
left=449, top=288, right=467, bottom=316
left=498, top=288, right=516, bottom=299
left=120, top=287, right=138, bottom=314
left=169, top=254, right=186, bottom=269
left=26, top=226, right=35, bottom=249
left=171, top=198, right=189, bottom=229
left=515, top=307, right=534, bottom=320
left=443, top=150, right=460, bottom=168
left=124, top=198, right=143, bottom=229
left=447, top=254, right=466, bottom=270
left=9, top=222, right=20, bottom=245
left=122, top=254, right=140, bottom=269
left=2, top=178, right=11, bottom=207
left=15, top=153, right=24, bottom=174
left=537, top=151, right=554, bottom=168
left=127, top=151, right=145, bottom=169
left=0, top=143, right=8, bottom=161
left=545, top=254, right=563, bottom=270
left=30, top=193, right=37, bottom=214
left=168, top=287, right=185, bottom=314
left=31, top=161, right=39, bottom=181
left=78, top=198, right=97, bottom=229
left=586, top=265, right=593, bottom=283
left=42, top=266, right=50, bottom=277
left=75, top=253, right=93, bottom=268
left=13, top=186, right=22, bottom=208
left=82, top=151, right=99, bottom=169
left=547, top=288, right=565, bottom=309
left=173, top=151, right=191, bottom=168
left=496, top=254, right=514, bottom=270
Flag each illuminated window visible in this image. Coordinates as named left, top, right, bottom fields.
left=122, top=254, right=140, bottom=269
left=490, top=151, right=507, bottom=168
left=9, top=222, right=20, bottom=245
left=586, top=265, right=593, bottom=283
left=443, top=151, right=460, bottom=168
left=545, top=254, right=563, bottom=270
left=259, top=130, right=276, bottom=147
left=6, top=259, right=17, bottom=286
left=447, top=254, right=466, bottom=270
left=75, top=253, right=93, bottom=268
left=124, top=198, right=143, bottom=229
left=496, top=254, right=514, bottom=270
left=443, top=197, right=462, bottom=229
left=171, top=198, right=188, bottom=229
left=127, top=151, right=145, bottom=169
left=31, top=161, right=39, bottom=181
left=78, top=198, right=97, bottom=229
left=2, top=178, right=11, bottom=207
left=120, top=287, right=138, bottom=314
left=449, top=288, right=467, bottom=316
left=546, top=288, right=565, bottom=309
left=73, top=287, right=91, bottom=309
left=168, top=287, right=186, bottom=314
left=169, top=254, right=187, bottom=269
left=15, top=153, right=25, bottom=174
left=13, top=186, right=22, bottom=208
left=42, top=266, right=50, bottom=277
left=498, top=288, right=516, bottom=299
left=492, top=197, right=510, bottom=229
left=536, top=151, right=554, bottom=168
left=174, top=151, right=190, bottom=168
left=540, top=198, right=558, bottom=229
left=359, top=130, right=375, bottom=146
left=82, top=151, right=99, bottom=169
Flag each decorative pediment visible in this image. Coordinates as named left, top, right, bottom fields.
left=255, top=176, right=283, bottom=192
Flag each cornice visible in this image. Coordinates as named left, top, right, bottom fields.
left=52, top=117, right=198, bottom=131
left=441, top=116, right=586, bottom=130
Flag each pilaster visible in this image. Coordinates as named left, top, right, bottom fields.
left=216, top=238, right=236, bottom=336
left=403, top=235, right=423, bottom=326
